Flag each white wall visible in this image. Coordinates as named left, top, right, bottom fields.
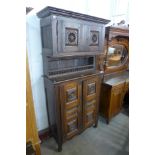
left=26, top=13, right=48, bottom=131
left=26, top=0, right=111, bottom=19
left=110, top=0, right=129, bottom=25
left=26, top=0, right=112, bottom=131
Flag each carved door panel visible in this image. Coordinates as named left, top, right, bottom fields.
left=110, top=84, right=124, bottom=117
left=57, top=18, right=84, bottom=53
left=83, top=77, right=99, bottom=128
left=86, top=25, right=104, bottom=52
left=60, top=81, right=82, bottom=140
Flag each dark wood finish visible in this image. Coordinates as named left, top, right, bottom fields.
left=38, top=6, right=109, bottom=58
left=37, top=6, right=109, bottom=151
left=39, top=127, right=52, bottom=141
left=100, top=71, right=129, bottom=123
left=45, top=73, right=103, bottom=151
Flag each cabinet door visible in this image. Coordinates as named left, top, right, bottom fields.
left=86, top=25, right=104, bottom=52
left=60, top=81, right=82, bottom=140
left=57, top=18, right=83, bottom=53
left=83, top=77, right=100, bottom=128
left=110, top=84, right=124, bottom=117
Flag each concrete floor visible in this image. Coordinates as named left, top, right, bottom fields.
left=41, top=113, right=129, bottom=155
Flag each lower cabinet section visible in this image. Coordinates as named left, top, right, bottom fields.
left=45, top=74, right=102, bottom=151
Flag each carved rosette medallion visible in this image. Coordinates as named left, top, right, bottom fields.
left=65, top=28, right=78, bottom=46
left=90, top=31, right=99, bottom=46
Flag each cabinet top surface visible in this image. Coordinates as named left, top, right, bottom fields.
left=37, top=6, right=110, bottom=24
left=103, top=71, right=129, bottom=86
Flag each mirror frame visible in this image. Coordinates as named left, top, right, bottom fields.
left=104, top=36, right=129, bottom=74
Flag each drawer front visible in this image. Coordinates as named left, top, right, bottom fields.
left=83, top=77, right=100, bottom=128
left=60, top=81, right=82, bottom=140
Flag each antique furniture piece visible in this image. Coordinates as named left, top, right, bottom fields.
left=100, top=26, right=129, bottom=123
left=37, top=6, right=110, bottom=151
left=26, top=54, right=41, bottom=155
left=100, top=71, right=129, bottom=124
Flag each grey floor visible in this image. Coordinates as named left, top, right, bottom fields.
left=41, top=113, right=129, bottom=155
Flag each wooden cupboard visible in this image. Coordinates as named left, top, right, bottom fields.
left=37, top=6, right=109, bottom=151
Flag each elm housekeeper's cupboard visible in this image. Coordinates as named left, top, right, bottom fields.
left=37, top=6, right=110, bottom=151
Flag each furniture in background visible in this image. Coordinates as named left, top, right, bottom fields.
left=104, top=26, right=129, bottom=74
left=26, top=54, right=41, bottom=155
left=37, top=6, right=110, bottom=151
left=99, top=26, right=129, bottom=123
left=100, top=71, right=129, bottom=124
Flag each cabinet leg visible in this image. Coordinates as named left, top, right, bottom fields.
left=56, top=129, right=62, bottom=152
left=58, top=144, right=62, bottom=152
left=93, top=124, right=97, bottom=128
left=106, top=119, right=109, bottom=124
left=93, top=121, right=98, bottom=128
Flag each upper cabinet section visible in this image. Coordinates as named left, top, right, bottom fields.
left=37, top=6, right=110, bottom=56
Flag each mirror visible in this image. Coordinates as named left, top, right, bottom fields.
left=106, top=44, right=128, bottom=67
